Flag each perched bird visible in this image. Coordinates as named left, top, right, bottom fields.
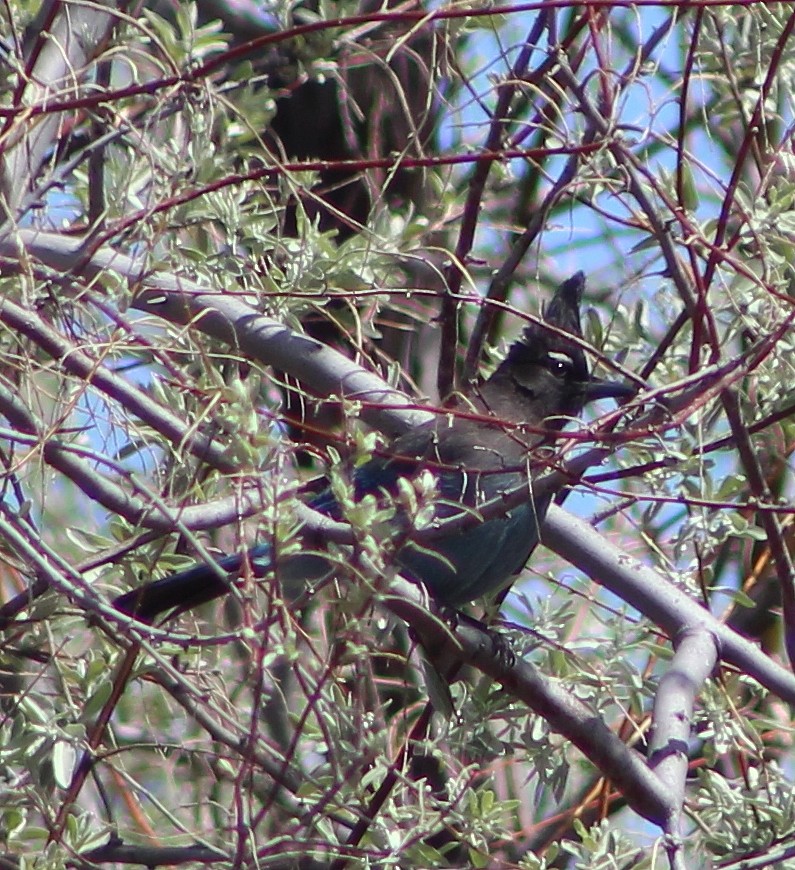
left=114, top=273, right=632, bottom=622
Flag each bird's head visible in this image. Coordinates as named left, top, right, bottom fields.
left=490, top=272, right=634, bottom=423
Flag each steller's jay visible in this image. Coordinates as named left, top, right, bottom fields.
left=114, top=272, right=633, bottom=622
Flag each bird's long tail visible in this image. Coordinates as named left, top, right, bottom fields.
left=113, top=546, right=271, bottom=623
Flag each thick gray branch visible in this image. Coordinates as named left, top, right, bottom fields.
left=542, top=505, right=795, bottom=705
left=648, top=628, right=719, bottom=839
left=0, top=296, right=236, bottom=473
left=0, top=229, right=430, bottom=436
left=386, top=581, right=677, bottom=828
left=1, top=1, right=120, bottom=217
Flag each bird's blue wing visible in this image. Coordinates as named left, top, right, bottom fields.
left=310, top=449, right=543, bottom=604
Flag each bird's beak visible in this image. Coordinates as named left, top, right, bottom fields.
left=583, top=377, right=637, bottom=403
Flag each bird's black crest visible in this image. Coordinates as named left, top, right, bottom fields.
left=505, top=272, right=586, bottom=365
left=543, top=271, right=585, bottom=337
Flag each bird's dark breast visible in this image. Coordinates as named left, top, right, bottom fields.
left=397, top=499, right=540, bottom=604
left=308, top=451, right=541, bottom=604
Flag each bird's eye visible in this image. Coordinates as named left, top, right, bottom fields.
left=544, top=351, right=575, bottom=376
